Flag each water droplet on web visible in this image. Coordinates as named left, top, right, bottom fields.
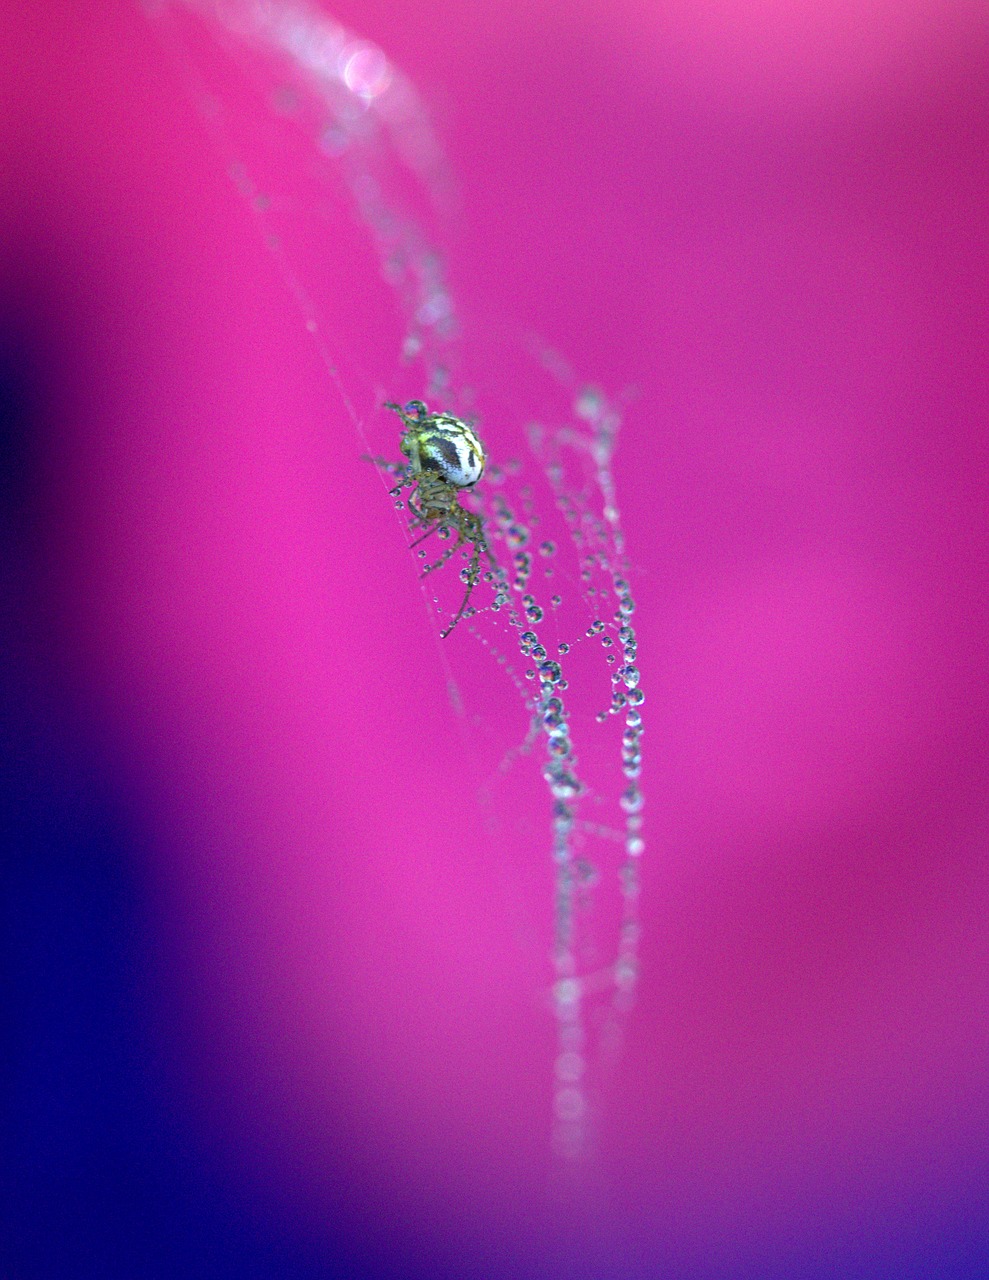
left=158, top=2, right=650, bottom=1166
left=575, top=859, right=599, bottom=886
left=614, top=958, right=638, bottom=991
left=554, top=1087, right=586, bottom=1123
left=619, top=784, right=643, bottom=814
left=554, top=978, right=582, bottom=1008
left=555, top=1050, right=585, bottom=1082
left=574, top=386, right=604, bottom=420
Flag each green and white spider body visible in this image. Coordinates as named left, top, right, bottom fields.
left=398, top=405, right=486, bottom=490
left=379, top=399, right=490, bottom=637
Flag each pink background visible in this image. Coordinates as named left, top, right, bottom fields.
left=3, top=2, right=988, bottom=1275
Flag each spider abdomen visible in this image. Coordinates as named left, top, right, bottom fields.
left=404, top=415, right=485, bottom=488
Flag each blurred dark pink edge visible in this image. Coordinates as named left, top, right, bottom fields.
left=3, top=1, right=989, bottom=1275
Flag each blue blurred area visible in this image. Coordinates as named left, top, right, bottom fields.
left=0, top=300, right=445, bottom=1280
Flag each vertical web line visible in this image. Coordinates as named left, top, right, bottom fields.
left=145, top=0, right=647, bottom=1169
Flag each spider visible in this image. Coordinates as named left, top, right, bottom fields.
left=375, top=399, right=489, bottom=637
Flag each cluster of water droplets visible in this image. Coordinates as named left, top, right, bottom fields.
left=150, top=0, right=645, bottom=1164
left=464, top=375, right=645, bottom=1158
left=154, top=0, right=458, bottom=389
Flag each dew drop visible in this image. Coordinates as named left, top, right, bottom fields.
left=575, top=859, right=599, bottom=886
left=574, top=386, right=603, bottom=420
left=555, top=1051, right=585, bottom=1083
left=620, top=784, right=643, bottom=814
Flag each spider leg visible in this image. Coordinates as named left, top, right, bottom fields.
left=405, top=489, right=430, bottom=530
left=440, top=529, right=485, bottom=638
left=409, top=522, right=442, bottom=550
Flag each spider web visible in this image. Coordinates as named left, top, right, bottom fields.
left=145, top=0, right=646, bottom=1166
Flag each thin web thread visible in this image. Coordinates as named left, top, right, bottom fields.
left=146, top=0, right=645, bottom=1164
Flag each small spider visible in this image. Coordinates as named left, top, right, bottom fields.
left=376, top=399, right=489, bottom=637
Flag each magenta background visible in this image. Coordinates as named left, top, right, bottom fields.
left=3, top=2, right=989, bottom=1276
